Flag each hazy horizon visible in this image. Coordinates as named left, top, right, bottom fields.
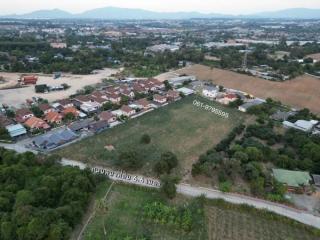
left=1, top=0, right=320, bottom=15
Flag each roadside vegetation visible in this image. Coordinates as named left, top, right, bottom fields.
left=192, top=99, right=320, bottom=201
left=83, top=182, right=320, bottom=240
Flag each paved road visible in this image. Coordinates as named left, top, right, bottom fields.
left=0, top=141, right=37, bottom=154
left=1, top=145, right=320, bottom=229
left=60, top=159, right=320, bottom=229
left=177, top=184, right=320, bottom=229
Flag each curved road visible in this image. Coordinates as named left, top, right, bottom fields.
left=1, top=143, right=319, bottom=230
left=61, top=159, right=320, bottom=229
left=177, top=184, right=320, bottom=229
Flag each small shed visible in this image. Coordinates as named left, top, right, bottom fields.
left=273, top=169, right=312, bottom=192
left=6, top=124, right=27, bottom=138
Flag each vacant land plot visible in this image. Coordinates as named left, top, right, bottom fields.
left=176, top=64, right=320, bottom=115
left=82, top=182, right=319, bottom=240
left=306, top=53, right=320, bottom=62
left=83, top=183, right=207, bottom=240
left=0, top=68, right=118, bottom=107
left=57, top=96, right=246, bottom=176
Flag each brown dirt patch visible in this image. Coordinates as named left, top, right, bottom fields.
left=176, top=64, right=320, bottom=115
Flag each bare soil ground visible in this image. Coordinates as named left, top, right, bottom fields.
left=306, top=53, right=320, bottom=61
left=0, top=68, right=119, bottom=108
left=175, top=64, right=320, bottom=114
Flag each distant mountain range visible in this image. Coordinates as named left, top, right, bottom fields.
left=1, top=7, right=320, bottom=20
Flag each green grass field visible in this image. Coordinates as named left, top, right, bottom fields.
left=57, top=95, right=247, bottom=175
left=82, top=181, right=319, bottom=240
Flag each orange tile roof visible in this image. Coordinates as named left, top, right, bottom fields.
left=45, top=111, right=63, bottom=123
left=62, top=107, right=79, bottom=117
left=24, top=117, right=50, bottom=129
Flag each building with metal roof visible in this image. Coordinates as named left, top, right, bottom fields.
left=272, top=169, right=312, bottom=191
left=32, top=128, right=78, bottom=150
left=6, top=124, right=27, bottom=138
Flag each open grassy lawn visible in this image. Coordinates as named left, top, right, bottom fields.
left=83, top=182, right=319, bottom=240
left=56, top=95, right=246, bottom=175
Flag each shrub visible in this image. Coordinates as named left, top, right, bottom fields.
left=140, top=134, right=151, bottom=144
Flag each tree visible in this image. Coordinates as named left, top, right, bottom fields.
left=30, top=106, right=44, bottom=118
left=117, top=150, right=142, bottom=170
left=140, top=134, right=151, bottom=144
left=154, top=151, right=178, bottom=175
left=101, top=101, right=113, bottom=111
left=161, top=152, right=178, bottom=170
left=63, top=112, right=75, bottom=122
left=35, top=84, right=48, bottom=93
left=250, top=177, right=265, bottom=196
left=164, top=80, right=172, bottom=90
left=5, top=109, right=15, bottom=118
left=233, top=151, right=249, bottom=163
left=160, top=175, right=179, bottom=199
left=1, top=221, right=15, bottom=240
left=0, top=127, right=11, bottom=141
left=219, top=181, right=232, bottom=192
left=245, top=147, right=263, bottom=162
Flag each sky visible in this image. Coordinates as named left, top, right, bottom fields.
left=1, top=0, right=320, bottom=15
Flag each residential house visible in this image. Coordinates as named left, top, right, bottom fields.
left=133, top=83, right=148, bottom=94
left=45, top=111, right=63, bottom=125
left=148, top=78, right=165, bottom=89
left=105, top=86, right=120, bottom=95
left=153, top=94, right=167, bottom=104
left=166, top=90, right=180, bottom=101
left=91, top=91, right=107, bottom=99
left=283, top=120, right=319, bottom=133
left=99, top=111, right=117, bottom=123
left=62, top=107, right=79, bottom=118
left=168, top=75, right=196, bottom=87
left=217, top=93, right=238, bottom=105
left=271, top=110, right=297, bottom=121
left=80, top=102, right=101, bottom=114
left=15, top=108, right=34, bottom=123
left=24, top=117, right=50, bottom=131
left=177, top=87, right=194, bottom=96
left=39, top=104, right=54, bottom=115
left=238, top=99, right=265, bottom=112
left=33, top=128, right=78, bottom=150
left=119, top=105, right=135, bottom=117
left=202, top=86, right=218, bottom=98
left=89, top=120, right=109, bottom=133
left=134, top=99, right=153, bottom=110
left=56, top=99, right=74, bottom=109
left=6, top=124, right=27, bottom=138
left=106, top=93, right=121, bottom=104
left=0, top=114, right=14, bottom=127
left=73, top=95, right=92, bottom=108
left=68, top=119, right=93, bottom=132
